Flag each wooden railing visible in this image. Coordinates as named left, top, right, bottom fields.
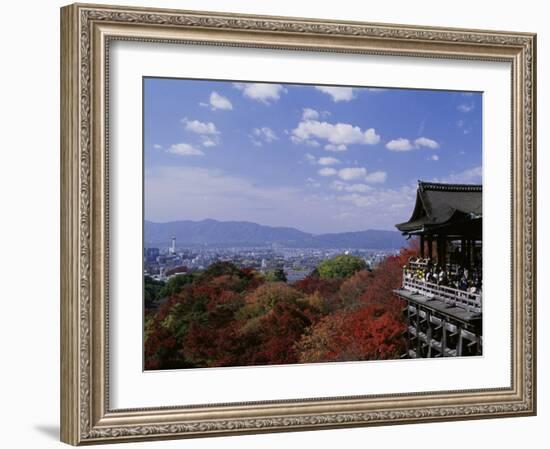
left=408, top=258, right=430, bottom=269
left=402, top=276, right=482, bottom=314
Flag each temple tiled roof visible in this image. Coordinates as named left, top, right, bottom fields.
left=395, top=181, right=482, bottom=234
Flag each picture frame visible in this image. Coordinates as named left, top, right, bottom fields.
left=60, top=2, right=537, bottom=445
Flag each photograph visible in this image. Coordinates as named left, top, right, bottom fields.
left=142, top=78, right=483, bottom=370
left=56, top=2, right=536, bottom=445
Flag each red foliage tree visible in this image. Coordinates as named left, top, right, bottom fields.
left=296, top=303, right=406, bottom=363
left=233, top=301, right=314, bottom=366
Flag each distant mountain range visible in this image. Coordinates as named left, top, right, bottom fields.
left=144, top=219, right=407, bottom=250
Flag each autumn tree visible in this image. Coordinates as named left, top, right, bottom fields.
left=295, top=304, right=406, bottom=363
left=230, top=282, right=316, bottom=366
left=144, top=263, right=262, bottom=370
left=337, top=269, right=374, bottom=309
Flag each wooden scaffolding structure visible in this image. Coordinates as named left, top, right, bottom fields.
left=394, top=181, right=483, bottom=358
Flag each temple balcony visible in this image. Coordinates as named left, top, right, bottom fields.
left=401, top=274, right=482, bottom=314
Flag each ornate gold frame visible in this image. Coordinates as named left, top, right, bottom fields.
left=60, top=3, right=536, bottom=445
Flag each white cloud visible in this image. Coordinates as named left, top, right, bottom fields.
left=233, top=83, right=286, bottom=104
left=414, top=137, right=440, bottom=149
left=208, top=91, right=233, bottom=110
left=291, top=135, right=321, bottom=147
left=335, top=184, right=417, bottom=215
left=252, top=127, right=277, bottom=143
left=306, top=177, right=321, bottom=188
left=318, top=167, right=337, bottom=177
left=302, top=108, right=320, bottom=120
left=338, top=193, right=375, bottom=208
left=318, top=157, right=341, bottom=166
left=304, top=153, right=316, bottom=164
left=305, top=139, right=320, bottom=147
left=200, top=137, right=220, bottom=148
left=386, top=136, right=439, bottom=151
left=167, top=143, right=205, bottom=156
left=436, top=166, right=482, bottom=184
left=153, top=144, right=162, bottom=150
left=338, top=167, right=367, bottom=181
left=330, top=181, right=373, bottom=193
left=386, top=138, right=414, bottom=151
left=324, top=143, right=347, bottom=152
left=292, top=120, right=380, bottom=150
left=323, top=167, right=388, bottom=183
left=315, top=86, right=355, bottom=102
left=428, top=154, right=440, bottom=161
left=182, top=117, right=219, bottom=135
left=365, top=171, right=388, bottom=183
left=457, top=103, right=474, bottom=112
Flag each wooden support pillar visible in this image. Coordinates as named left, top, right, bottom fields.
left=456, top=327, right=463, bottom=356
left=428, top=237, right=433, bottom=260
left=426, top=311, right=432, bottom=358
left=441, top=320, right=447, bottom=357
left=416, top=307, right=421, bottom=356
left=439, top=236, right=447, bottom=266
left=405, top=302, right=411, bottom=357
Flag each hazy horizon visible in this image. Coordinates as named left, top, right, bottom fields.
left=144, top=217, right=404, bottom=236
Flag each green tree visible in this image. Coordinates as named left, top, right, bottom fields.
left=158, top=273, right=195, bottom=299
left=144, top=276, right=165, bottom=307
left=264, top=268, right=287, bottom=282
left=317, top=254, right=367, bottom=279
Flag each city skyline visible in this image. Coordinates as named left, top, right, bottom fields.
left=144, top=78, right=482, bottom=234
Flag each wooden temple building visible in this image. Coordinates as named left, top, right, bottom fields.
left=394, top=181, right=482, bottom=358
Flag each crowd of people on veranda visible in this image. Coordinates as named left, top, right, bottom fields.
left=403, top=257, right=482, bottom=295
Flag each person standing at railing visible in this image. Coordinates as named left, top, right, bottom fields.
left=438, top=268, right=449, bottom=287
left=459, top=275, right=468, bottom=291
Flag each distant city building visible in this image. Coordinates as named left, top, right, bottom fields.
left=165, top=265, right=189, bottom=277
left=169, top=236, right=176, bottom=254
left=144, top=247, right=160, bottom=263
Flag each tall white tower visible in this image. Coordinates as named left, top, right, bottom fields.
left=170, top=236, right=176, bottom=254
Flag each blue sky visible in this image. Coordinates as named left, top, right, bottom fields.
left=144, top=78, right=482, bottom=233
